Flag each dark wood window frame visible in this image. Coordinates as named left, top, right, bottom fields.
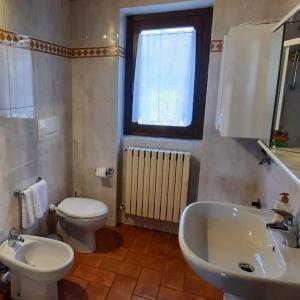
left=124, top=8, right=213, bottom=139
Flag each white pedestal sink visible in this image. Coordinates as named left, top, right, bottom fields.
left=179, top=201, right=300, bottom=300
left=0, top=235, right=74, bottom=300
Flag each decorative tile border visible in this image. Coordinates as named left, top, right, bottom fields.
left=70, top=46, right=125, bottom=58
left=211, top=40, right=223, bottom=52
left=0, top=28, right=71, bottom=57
left=0, top=28, right=221, bottom=57
left=0, top=28, right=125, bottom=58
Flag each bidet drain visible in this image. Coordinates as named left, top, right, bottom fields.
left=238, top=262, right=254, bottom=272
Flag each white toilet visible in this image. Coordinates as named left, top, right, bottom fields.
left=52, top=197, right=108, bottom=253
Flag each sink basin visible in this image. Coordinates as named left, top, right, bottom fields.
left=0, top=235, right=74, bottom=300
left=179, top=201, right=300, bottom=300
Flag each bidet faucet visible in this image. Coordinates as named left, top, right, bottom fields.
left=8, top=228, right=24, bottom=247
left=266, top=209, right=298, bottom=248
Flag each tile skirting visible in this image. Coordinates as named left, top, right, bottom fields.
left=0, top=28, right=222, bottom=58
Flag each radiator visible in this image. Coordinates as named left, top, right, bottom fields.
left=124, top=147, right=191, bottom=223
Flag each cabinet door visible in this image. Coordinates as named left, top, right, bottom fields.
left=216, top=23, right=283, bottom=139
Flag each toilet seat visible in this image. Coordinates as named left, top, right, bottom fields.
left=57, top=197, right=108, bottom=219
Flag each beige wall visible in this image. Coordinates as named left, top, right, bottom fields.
left=0, top=0, right=73, bottom=239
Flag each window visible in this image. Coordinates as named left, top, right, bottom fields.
left=124, top=9, right=213, bottom=139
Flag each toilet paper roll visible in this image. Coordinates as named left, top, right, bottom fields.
left=96, top=167, right=107, bottom=178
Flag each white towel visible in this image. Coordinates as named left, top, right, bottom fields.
left=31, top=180, right=48, bottom=218
left=21, top=188, right=35, bottom=229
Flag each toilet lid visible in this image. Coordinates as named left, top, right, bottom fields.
left=57, top=197, right=108, bottom=219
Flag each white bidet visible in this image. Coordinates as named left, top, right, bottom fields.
left=0, top=235, right=74, bottom=300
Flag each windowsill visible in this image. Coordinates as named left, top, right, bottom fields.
left=123, top=134, right=203, bottom=144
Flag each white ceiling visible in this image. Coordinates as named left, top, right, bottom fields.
left=120, top=0, right=214, bottom=15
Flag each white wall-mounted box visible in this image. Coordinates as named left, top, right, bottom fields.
left=215, top=22, right=283, bottom=139
left=37, top=116, right=59, bottom=142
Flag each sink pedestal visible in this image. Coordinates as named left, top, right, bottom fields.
left=11, top=271, right=58, bottom=300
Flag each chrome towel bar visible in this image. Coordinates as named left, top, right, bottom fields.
left=14, top=177, right=42, bottom=197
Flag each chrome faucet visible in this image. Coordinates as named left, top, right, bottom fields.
left=266, top=209, right=298, bottom=248
left=8, top=228, right=24, bottom=247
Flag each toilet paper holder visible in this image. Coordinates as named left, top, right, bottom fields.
left=105, top=168, right=114, bottom=177
left=95, top=167, right=114, bottom=177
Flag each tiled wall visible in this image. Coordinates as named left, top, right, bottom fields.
left=70, top=0, right=136, bottom=227
left=70, top=0, right=300, bottom=230
left=0, top=0, right=73, bottom=239
left=198, top=0, right=300, bottom=211
left=72, top=56, right=120, bottom=226
left=1, top=0, right=299, bottom=238
left=255, top=0, right=300, bottom=215
left=70, top=0, right=214, bottom=227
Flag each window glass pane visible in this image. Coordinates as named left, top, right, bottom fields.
left=132, top=27, right=196, bottom=127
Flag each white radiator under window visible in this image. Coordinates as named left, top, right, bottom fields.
left=124, top=147, right=191, bottom=223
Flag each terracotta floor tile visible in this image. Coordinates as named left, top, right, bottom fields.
left=162, top=272, right=184, bottom=291
left=81, top=253, right=106, bottom=268
left=183, top=276, right=216, bottom=298
left=179, top=258, right=200, bottom=279
left=60, top=224, right=223, bottom=300
left=107, top=245, right=129, bottom=261
left=101, top=257, right=142, bottom=278
left=150, top=231, right=173, bottom=244
left=130, top=235, right=151, bottom=254
left=95, top=228, right=123, bottom=253
left=204, top=283, right=223, bottom=300
left=134, top=227, right=154, bottom=237
left=114, top=224, right=136, bottom=242
left=185, top=266, right=200, bottom=279
left=80, top=283, right=109, bottom=300
left=158, top=286, right=207, bottom=300
left=148, top=241, right=169, bottom=257
left=134, top=268, right=162, bottom=300
left=165, top=259, right=186, bottom=273
left=125, top=252, right=166, bottom=271
left=106, top=274, right=137, bottom=300
left=104, top=225, right=135, bottom=248
left=65, top=275, right=89, bottom=288
left=69, top=252, right=85, bottom=274
left=131, top=296, right=148, bottom=300
left=58, top=275, right=88, bottom=300
left=125, top=251, right=143, bottom=265
left=167, top=237, right=183, bottom=259
left=73, top=264, right=115, bottom=287
left=140, top=254, right=166, bottom=271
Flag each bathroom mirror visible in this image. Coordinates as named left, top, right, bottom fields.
left=270, top=11, right=300, bottom=151
left=0, top=45, right=35, bottom=119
